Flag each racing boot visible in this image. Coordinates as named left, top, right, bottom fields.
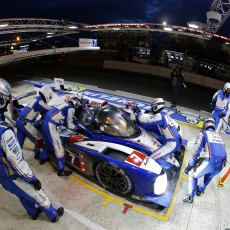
left=57, top=169, right=72, bottom=177
left=34, top=140, right=43, bottom=160
left=196, top=187, right=204, bottom=196
left=39, top=157, right=50, bottom=165
left=51, top=207, right=64, bottom=223
left=34, top=147, right=40, bottom=160
left=31, top=207, right=43, bottom=220
left=183, top=195, right=193, bottom=203
left=174, top=150, right=181, bottom=162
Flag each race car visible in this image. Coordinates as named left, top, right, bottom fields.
left=57, top=101, right=184, bottom=208
left=10, top=78, right=185, bottom=209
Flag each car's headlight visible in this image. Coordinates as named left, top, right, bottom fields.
left=154, top=171, right=167, bottom=195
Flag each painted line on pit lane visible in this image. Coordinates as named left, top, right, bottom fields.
left=43, top=185, right=106, bottom=230
left=162, top=148, right=187, bottom=220
left=70, top=173, right=170, bottom=221
left=177, top=120, right=202, bottom=130
left=25, top=141, right=186, bottom=222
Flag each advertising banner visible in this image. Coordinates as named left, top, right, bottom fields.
left=79, top=38, right=97, bottom=47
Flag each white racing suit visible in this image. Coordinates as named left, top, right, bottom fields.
left=211, top=90, right=229, bottom=132
left=16, top=96, right=51, bottom=156
left=187, top=129, right=226, bottom=197
left=40, top=103, right=78, bottom=171
left=0, top=120, right=57, bottom=219
left=131, top=110, right=182, bottom=168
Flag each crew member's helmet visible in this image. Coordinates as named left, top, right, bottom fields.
left=202, top=118, right=215, bottom=130
left=224, top=82, right=230, bottom=95
left=150, top=98, right=165, bottom=113
left=0, top=78, right=12, bottom=114
left=39, top=85, right=53, bottom=103
left=69, top=96, right=82, bottom=109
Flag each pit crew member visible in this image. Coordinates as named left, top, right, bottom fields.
left=183, top=118, right=227, bottom=203
left=40, top=97, right=80, bottom=177
left=130, top=98, right=182, bottom=166
left=0, top=78, right=64, bottom=222
left=16, top=85, right=53, bottom=158
left=211, top=82, right=230, bottom=132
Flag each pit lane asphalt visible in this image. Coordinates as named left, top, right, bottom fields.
left=0, top=63, right=216, bottom=112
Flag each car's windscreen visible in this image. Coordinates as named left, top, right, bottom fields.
left=96, top=105, right=139, bottom=137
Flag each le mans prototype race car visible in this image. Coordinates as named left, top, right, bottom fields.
left=10, top=78, right=185, bottom=209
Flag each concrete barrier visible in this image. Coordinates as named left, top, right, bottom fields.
left=103, top=60, right=225, bottom=90
left=0, top=47, right=100, bottom=64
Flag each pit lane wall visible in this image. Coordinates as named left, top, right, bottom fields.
left=0, top=47, right=100, bottom=65
left=103, top=60, right=225, bottom=90
left=20, top=78, right=230, bottom=136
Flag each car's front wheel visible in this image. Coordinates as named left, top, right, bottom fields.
left=95, top=163, right=133, bottom=196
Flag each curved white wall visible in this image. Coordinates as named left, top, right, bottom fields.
left=104, top=60, right=225, bottom=90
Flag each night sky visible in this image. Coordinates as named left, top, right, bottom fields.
left=1, top=0, right=230, bottom=36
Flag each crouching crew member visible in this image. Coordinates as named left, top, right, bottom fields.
left=183, top=118, right=227, bottom=203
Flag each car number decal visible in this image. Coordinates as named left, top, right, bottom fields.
left=125, top=150, right=146, bottom=167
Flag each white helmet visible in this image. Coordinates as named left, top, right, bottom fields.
left=224, top=82, right=230, bottom=91
left=202, top=118, right=215, bottom=130
left=0, top=78, right=12, bottom=112
left=70, top=96, right=82, bottom=109
left=150, top=98, right=165, bottom=113
left=39, top=85, right=53, bottom=103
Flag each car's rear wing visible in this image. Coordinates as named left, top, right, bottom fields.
left=13, top=90, right=37, bottom=101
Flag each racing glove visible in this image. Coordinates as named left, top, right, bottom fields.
left=132, top=105, right=140, bottom=114
left=222, top=156, right=227, bottom=168
left=184, top=165, right=192, bottom=175
left=209, top=102, right=215, bottom=109
left=126, top=101, right=133, bottom=109
left=30, top=178, right=41, bottom=191
left=219, top=113, right=225, bottom=118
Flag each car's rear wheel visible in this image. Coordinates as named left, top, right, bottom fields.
left=95, top=162, right=133, bottom=196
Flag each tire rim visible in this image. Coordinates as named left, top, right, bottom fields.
left=98, top=165, right=128, bottom=192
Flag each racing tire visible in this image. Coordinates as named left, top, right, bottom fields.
left=95, top=162, right=133, bottom=196
left=157, top=205, right=165, bottom=211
